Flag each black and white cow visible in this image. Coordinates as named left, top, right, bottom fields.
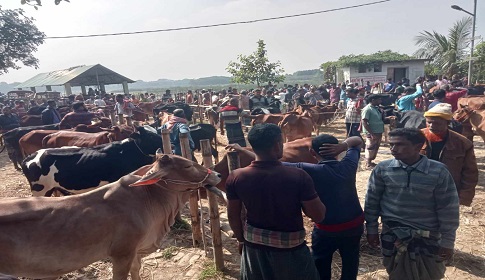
left=21, top=126, right=163, bottom=197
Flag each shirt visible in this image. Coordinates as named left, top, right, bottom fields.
left=219, top=108, right=242, bottom=125
left=115, top=101, right=135, bottom=117
left=226, top=161, right=318, bottom=233
left=161, top=122, right=194, bottom=156
left=396, top=84, right=423, bottom=111
left=283, top=148, right=363, bottom=236
left=345, top=98, right=362, bottom=124
left=94, top=99, right=107, bottom=107
left=361, top=104, right=384, bottom=134
left=444, top=89, right=467, bottom=112
left=365, top=156, right=459, bottom=249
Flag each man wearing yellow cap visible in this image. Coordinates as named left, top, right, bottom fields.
left=421, top=103, right=478, bottom=206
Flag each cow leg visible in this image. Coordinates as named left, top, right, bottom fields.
left=112, top=254, right=136, bottom=280
left=129, top=254, right=143, bottom=280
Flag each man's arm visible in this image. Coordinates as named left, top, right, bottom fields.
left=364, top=166, right=386, bottom=245
left=300, top=173, right=325, bottom=223
left=227, top=199, right=245, bottom=242
left=435, top=168, right=460, bottom=249
left=225, top=144, right=256, bottom=160
left=459, top=145, right=478, bottom=206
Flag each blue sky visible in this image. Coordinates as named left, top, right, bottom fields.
left=1, top=0, right=483, bottom=83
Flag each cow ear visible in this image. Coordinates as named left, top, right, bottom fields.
left=156, top=148, right=163, bottom=155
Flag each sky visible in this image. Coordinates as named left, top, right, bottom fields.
left=1, top=0, right=483, bottom=83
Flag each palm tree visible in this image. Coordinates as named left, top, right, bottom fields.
left=414, top=17, right=472, bottom=77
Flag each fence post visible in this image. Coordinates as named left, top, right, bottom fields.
left=161, top=129, right=173, bottom=155
left=201, top=139, right=224, bottom=270
left=180, top=132, right=203, bottom=247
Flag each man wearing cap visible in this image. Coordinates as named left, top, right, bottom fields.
left=361, top=94, right=385, bottom=168
left=396, top=83, right=423, bottom=111
left=161, top=108, right=195, bottom=158
left=421, top=103, right=478, bottom=206
left=249, top=89, right=269, bottom=111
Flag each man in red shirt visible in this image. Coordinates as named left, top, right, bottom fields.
left=226, top=123, right=325, bottom=280
left=441, top=84, right=468, bottom=112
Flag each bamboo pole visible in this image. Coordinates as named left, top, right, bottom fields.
left=201, top=139, right=224, bottom=270
left=180, top=132, right=202, bottom=247
left=161, top=129, right=173, bottom=155
left=227, top=151, right=245, bottom=223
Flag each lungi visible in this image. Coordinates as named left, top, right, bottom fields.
left=365, top=133, right=382, bottom=161
left=225, top=122, right=246, bottom=147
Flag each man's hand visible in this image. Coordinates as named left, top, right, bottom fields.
left=319, top=143, right=346, bottom=157
left=367, top=234, right=380, bottom=248
left=225, top=144, right=243, bottom=152
left=439, top=247, right=454, bottom=261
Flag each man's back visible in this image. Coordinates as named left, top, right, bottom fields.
left=226, top=161, right=317, bottom=232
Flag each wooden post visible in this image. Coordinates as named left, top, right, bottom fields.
left=201, top=139, right=224, bottom=270
left=161, top=129, right=173, bottom=155
left=180, top=132, right=202, bottom=247
left=198, top=93, right=204, bottom=124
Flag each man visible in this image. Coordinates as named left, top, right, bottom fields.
left=161, top=109, right=194, bottom=157
left=226, top=124, right=325, bottom=280
left=228, top=135, right=363, bottom=280
left=365, top=128, right=459, bottom=280
left=185, top=90, right=193, bottom=104
left=440, top=84, right=468, bottom=112
left=345, top=89, right=363, bottom=137
left=365, top=81, right=372, bottom=92
left=249, top=89, right=268, bottom=111
left=383, top=78, right=395, bottom=93
left=394, top=82, right=405, bottom=95
left=239, top=90, right=250, bottom=111
left=114, top=94, right=135, bottom=126
left=292, top=88, right=306, bottom=108
left=84, top=95, right=95, bottom=105
left=59, top=102, right=95, bottom=129
left=428, top=89, right=446, bottom=110
left=421, top=103, right=478, bottom=206
left=41, top=100, right=62, bottom=125
left=304, top=86, right=323, bottom=105
left=0, top=107, right=20, bottom=131
left=220, top=98, right=248, bottom=147
left=361, top=94, right=385, bottom=168
left=329, top=83, right=340, bottom=104
left=93, top=95, right=107, bottom=107
left=396, top=83, right=423, bottom=112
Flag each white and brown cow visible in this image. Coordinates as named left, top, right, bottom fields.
left=0, top=152, right=222, bottom=280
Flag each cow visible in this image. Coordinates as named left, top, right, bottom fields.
left=189, top=123, right=219, bottom=162
left=2, top=124, right=59, bottom=170
left=214, top=137, right=316, bottom=192
left=21, top=126, right=164, bottom=197
left=42, top=128, right=128, bottom=149
left=136, top=100, right=163, bottom=116
left=454, top=106, right=485, bottom=142
left=249, top=113, right=286, bottom=126
left=296, top=104, right=338, bottom=135
left=0, top=153, right=223, bottom=280
left=278, top=114, right=314, bottom=142
left=19, top=130, right=58, bottom=157
left=456, top=96, right=485, bottom=141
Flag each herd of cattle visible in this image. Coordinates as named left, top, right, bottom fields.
left=0, top=94, right=484, bottom=279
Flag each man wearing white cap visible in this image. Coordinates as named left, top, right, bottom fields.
left=421, top=103, right=478, bottom=206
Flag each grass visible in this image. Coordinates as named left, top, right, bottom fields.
left=160, top=246, right=179, bottom=260
left=199, top=260, right=224, bottom=280
left=171, top=217, right=191, bottom=231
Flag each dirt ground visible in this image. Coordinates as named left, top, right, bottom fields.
left=1, top=118, right=484, bottom=280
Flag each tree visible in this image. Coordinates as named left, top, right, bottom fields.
left=414, top=17, right=472, bottom=77
left=21, top=0, right=69, bottom=7
left=226, top=40, right=285, bottom=87
left=473, top=41, right=485, bottom=83
left=0, top=6, right=45, bottom=74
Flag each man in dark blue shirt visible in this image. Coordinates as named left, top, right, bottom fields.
left=227, top=135, right=363, bottom=280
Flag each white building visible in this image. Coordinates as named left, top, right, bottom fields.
left=336, top=59, right=429, bottom=85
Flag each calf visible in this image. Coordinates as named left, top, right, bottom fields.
left=0, top=153, right=222, bottom=280
left=21, top=126, right=163, bottom=196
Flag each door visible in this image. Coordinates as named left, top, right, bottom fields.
left=393, top=68, right=407, bottom=82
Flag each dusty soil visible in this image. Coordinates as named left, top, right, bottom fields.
left=1, top=118, right=484, bottom=280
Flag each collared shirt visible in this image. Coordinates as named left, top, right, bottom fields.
left=345, top=98, right=362, bottom=124
left=396, top=84, right=423, bottom=111
left=364, top=155, right=459, bottom=249
left=361, top=104, right=384, bottom=134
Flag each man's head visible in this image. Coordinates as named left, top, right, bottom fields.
left=403, top=86, right=416, bottom=95
left=367, top=94, right=382, bottom=105
left=440, top=84, right=450, bottom=92
left=432, top=89, right=446, bottom=100
left=253, top=89, right=262, bottom=96
left=115, top=94, right=124, bottom=102
left=424, top=103, right=452, bottom=136
left=47, top=100, right=56, bottom=108
left=311, top=134, right=339, bottom=160
left=347, top=89, right=357, bottom=99
left=72, top=102, right=86, bottom=112
left=229, top=98, right=239, bottom=107
left=388, top=128, right=426, bottom=162
left=2, top=106, right=12, bottom=115
left=173, top=109, right=186, bottom=119
left=248, top=124, right=283, bottom=159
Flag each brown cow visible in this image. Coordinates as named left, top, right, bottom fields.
left=136, top=100, right=163, bottom=115
left=454, top=107, right=485, bottom=142
left=249, top=113, right=286, bottom=126
left=278, top=114, right=314, bottom=142
left=296, top=104, right=338, bottom=135
left=0, top=153, right=222, bottom=280
left=19, top=130, right=58, bottom=157
left=42, top=128, right=127, bottom=149
left=456, top=96, right=485, bottom=141
left=214, top=137, right=316, bottom=192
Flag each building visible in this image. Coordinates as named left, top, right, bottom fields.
left=336, top=59, right=430, bottom=85
left=16, top=64, right=134, bottom=95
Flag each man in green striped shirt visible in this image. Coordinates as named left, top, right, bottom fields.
left=365, top=128, right=459, bottom=280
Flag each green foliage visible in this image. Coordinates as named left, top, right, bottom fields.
left=160, top=246, right=179, bottom=260
left=470, top=41, right=485, bottom=83
left=0, top=6, right=45, bottom=74
left=226, top=40, right=285, bottom=87
left=414, top=17, right=472, bottom=77
left=199, top=260, right=224, bottom=280
left=424, top=63, right=441, bottom=76
left=320, top=50, right=413, bottom=82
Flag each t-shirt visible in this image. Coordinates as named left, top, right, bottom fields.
left=361, top=104, right=384, bottom=134
left=226, top=161, right=318, bottom=232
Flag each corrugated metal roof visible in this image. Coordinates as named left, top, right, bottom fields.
left=17, top=64, right=135, bottom=88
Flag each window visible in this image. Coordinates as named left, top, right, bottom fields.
left=358, top=65, right=367, bottom=73
left=374, top=64, right=382, bottom=72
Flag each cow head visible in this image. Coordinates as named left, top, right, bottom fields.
left=130, top=151, right=223, bottom=196
left=129, top=126, right=163, bottom=157
left=453, top=106, right=473, bottom=123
